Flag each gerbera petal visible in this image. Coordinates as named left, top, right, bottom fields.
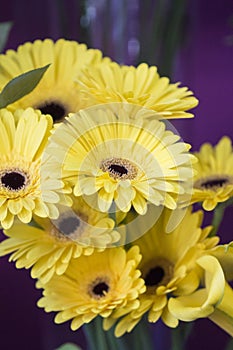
left=17, top=208, right=32, bottom=223
left=111, top=207, right=232, bottom=335
left=98, top=189, right=114, bottom=212
left=191, top=136, right=233, bottom=210
left=0, top=108, right=68, bottom=229
left=168, top=255, right=225, bottom=322
left=0, top=196, right=120, bottom=283
left=37, top=247, right=145, bottom=330
left=78, top=61, right=198, bottom=119
left=45, top=103, right=194, bottom=215
left=0, top=39, right=110, bottom=123
left=7, top=199, right=23, bottom=215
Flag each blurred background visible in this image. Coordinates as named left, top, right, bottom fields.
left=0, top=0, right=232, bottom=349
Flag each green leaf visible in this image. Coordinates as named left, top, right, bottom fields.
left=225, top=337, right=233, bottom=350
left=0, top=64, right=50, bottom=108
left=0, top=21, right=13, bottom=53
left=55, top=343, right=82, bottom=350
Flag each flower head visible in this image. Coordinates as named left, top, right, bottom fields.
left=0, top=39, right=109, bottom=123
left=190, top=136, right=233, bottom=210
left=0, top=195, right=121, bottom=283
left=78, top=61, right=198, bottom=119
left=45, top=104, right=195, bottom=215
left=0, top=107, right=68, bottom=229
left=103, top=207, right=231, bottom=336
left=37, top=246, right=145, bottom=330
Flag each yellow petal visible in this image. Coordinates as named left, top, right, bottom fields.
left=209, top=283, right=233, bottom=337
left=17, top=208, right=32, bottom=223
left=161, top=306, right=179, bottom=328
left=1, top=212, right=14, bottom=229
left=98, top=189, right=114, bottom=212
left=210, top=245, right=233, bottom=281
left=132, top=192, right=147, bottom=215
left=8, top=199, right=23, bottom=215
left=168, top=255, right=225, bottom=322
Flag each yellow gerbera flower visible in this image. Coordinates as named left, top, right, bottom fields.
left=44, top=104, right=195, bottom=215
left=0, top=38, right=109, bottom=122
left=37, top=246, right=145, bottom=330
left=190, top=136, right=233, bottom=210
left=170, top=242, right=233, bottom=336
left=78, top=61, right=198, bottom=119
left=103, top=207, right=233, bottom=337
left=0, top=196, right=120, bottom=283
left=0, top=107, right=70, bottom=229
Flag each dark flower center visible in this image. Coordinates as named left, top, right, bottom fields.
left=101, top=157, right=138, bottom=180
left=143, top=258, right=173, bottom=291
left=145, top=266, right=165, bottom=286
left=92, top=282, right=109, bottom=297
left=201, top=178, right=228, bottom=189
left=37, top=101, right=67, bottom=122
left=58, top=216, right=81, bottom=236
left=1, top=171, right=26, bottom=191
left=108, top=164, right=128, bottom=176
left=51, top=209, right=89, bottom=242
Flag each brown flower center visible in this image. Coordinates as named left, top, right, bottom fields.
left=89, top=277, right=110, bottom=299
left=143, top=258, right=174, bottom=289
left=51, top=210, right=88, bottom=242
left=93, top=282, right=109, bottom=296
left=0, top=170, right=28, bottom=191
left=145, top=266, right=165, bottom=286
left=58, top=216, right=81, bottom=235
left=100, top=157, right=138, bottom=180
left=36, top=101, right=67, bottom=123
left=195, top=175, right=232, bottom=190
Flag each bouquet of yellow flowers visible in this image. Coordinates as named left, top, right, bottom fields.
left=0, top=37, right=232, bottom=350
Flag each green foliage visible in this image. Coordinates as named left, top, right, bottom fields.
left=137, top=0, right=187, bottom=77
left=55, top=343, right=82, bottom=350
left=83, top=316, right=153, bottom=350
left=0, top=64, right=50, bottom=108
left=225, top=337, right=233, bottom=350
left=171, top=322, right=194, bottom=350
left=0, top=21, right=13, bottom=53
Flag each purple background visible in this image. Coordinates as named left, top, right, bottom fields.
left=0, top=0, right=232, bottom=349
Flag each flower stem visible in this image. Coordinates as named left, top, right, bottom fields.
left=83, top=317, right=128, bottom=350
left=208, top=283, right=233, bottom=338
left=210, top=198, right=233, bottom=237
left=83, top=321, right=97, bottom=350
left=171, top=322, right=193, bottom=350
left=83, top=316, right=154, bottom=350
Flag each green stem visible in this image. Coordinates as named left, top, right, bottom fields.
left=137, top=320, right=154, bottom=350
left=159, top=0, right=187, bottom=77
left=171, top=322, right=193, bottom=350
left=0, top=21, right=13, bottom=53
left=83, top=316, right=154, bottom=350
left=210, top=198, right=233, bottom=237
left=95, top=317, right=109, bottom=350
left=105, top=329, right=128, bottom=350
left=225, top=337, right=233, bottom=350
left=83, top=322, right=97, bottom=350
left=83, top=317, right=128, bottom=350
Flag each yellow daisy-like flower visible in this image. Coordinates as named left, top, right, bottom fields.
left=0, top=38, right=109, bottom=123
left=103, top=207, right=232, bottom=337
left=0, top=196, right=120, bottom=283
left=0, top=107, right=70, bottom=229
left=45, top=104, right=195, bottom=215
left=190, top=136, right=233, bottom=210
left=78, top=61, right=198, bottom=119
left=37, top=246, right=146, bottom=330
